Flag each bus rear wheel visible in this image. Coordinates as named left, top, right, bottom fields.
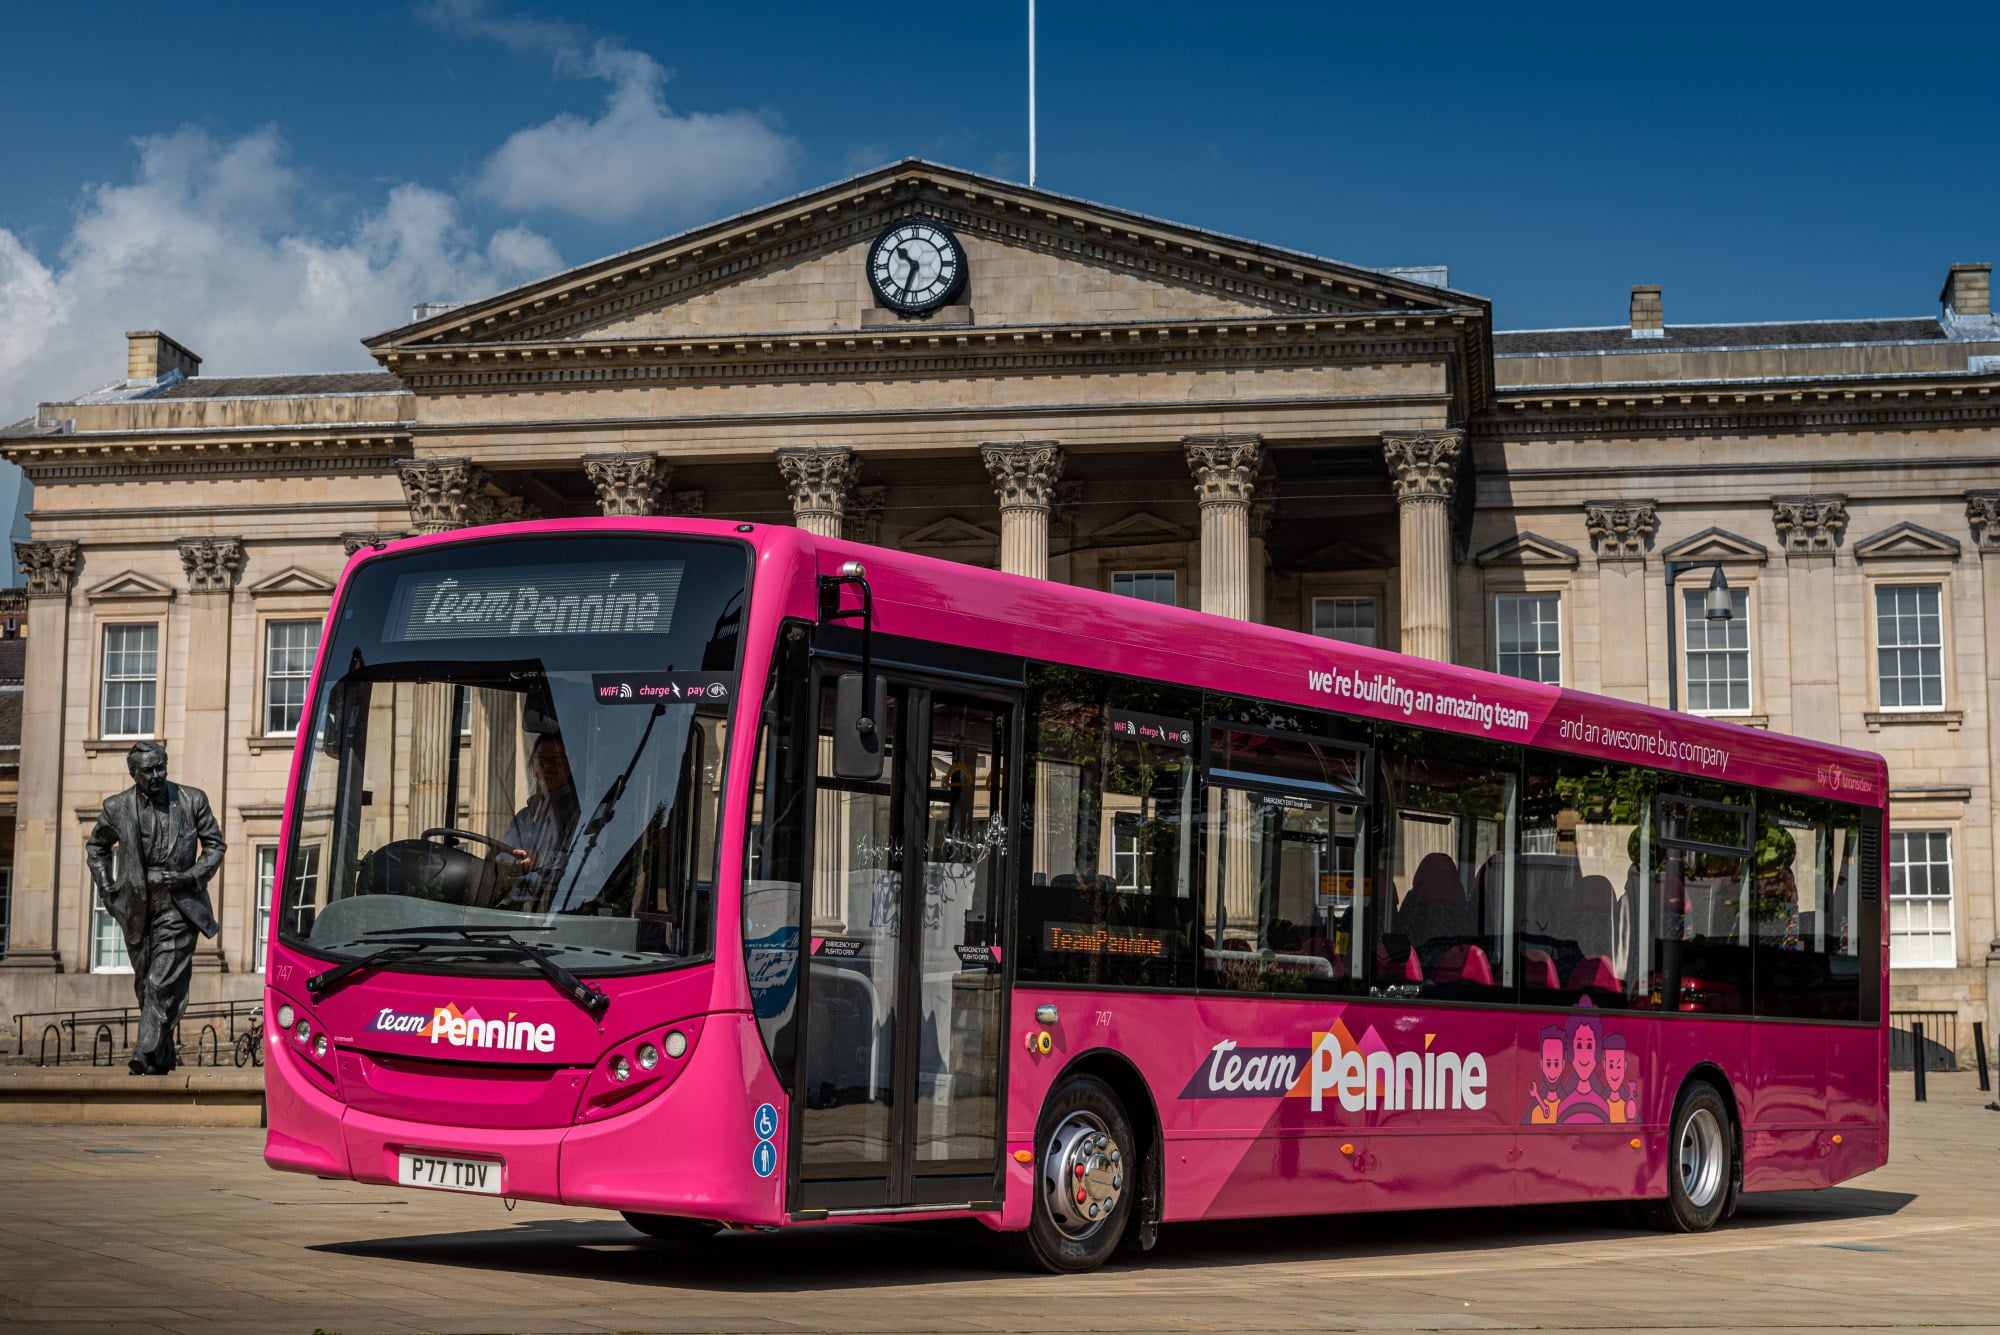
left=621, top=1212, right=721, bottom=1244
left=1640, top=1081, right=1735, bottom=1232
left=1011, top=1073, right=1134, bottom=1274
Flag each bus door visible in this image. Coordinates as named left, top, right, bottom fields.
left=792, top=672, right=1012, bottom=1213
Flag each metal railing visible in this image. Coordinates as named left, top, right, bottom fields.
left=1890, top=1009, right=1959, bottom=1073
left=10, top=998, right=264, bottom=1068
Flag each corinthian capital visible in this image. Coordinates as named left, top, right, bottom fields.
left=1583, top=499, right=1659, bottom=560
left=843, top=485, right=887, bottom=545
left=776, top=446, right=857, bottom=520
left=14, top=540, right=80, bottom=599
left=1184, top=435, right=1264, bottom=505
left=1967, top=491, right=2000, bottom=552
left=583, top=452, right=672, bottom=518
left=398, top=458, right=486, bottom=534
left=1772, top=494, right=1848, bottom=555
left=176, top=537, right=245, bottom=594
left=1381, top=429, right=1464, bottom=504
left=981, top=441, right=1065, bottom=510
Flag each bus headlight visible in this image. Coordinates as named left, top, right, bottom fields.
left=663, top=1030, right=688, bottom=1059
left=294, top=1019, right=311, bottom=1043
left=610, top=1055, right=631, bottom=1082
left=637, top=1043, right=660, bottom=1071
left=312, top=1033, right=329, bottom=1058
left=276, top=1004, right=296, bottom=1031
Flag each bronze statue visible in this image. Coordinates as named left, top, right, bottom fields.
left=85, top=742, right=225, bottom=1075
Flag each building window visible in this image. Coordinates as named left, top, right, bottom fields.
left=1110, top=571, right=1178, bottom=607
left=1889, top=830, right=1954, bottom=968
left=1312, top=596, right=1377, bottom=647
left=1876, top=584, right=1944, bottom=711
left=91, top=849, right=131, bottom=972
left=255, top=847, right=278, bottom=971
left=100, top=623, right=159, bottom=738
left=1495, top=593, right=1561, bottom=684
left=1683, top=587, right=1751, bottom=714
left=263, top=620, right=320, bottom=736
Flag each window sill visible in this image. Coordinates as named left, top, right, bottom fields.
left=81, top=737, right=156, bottom=757
left=1865, top=710, right=1963, bottom=732
left=245, top=734, right=301, bottom=755
left=1690, top=713, right=1769, bottom=729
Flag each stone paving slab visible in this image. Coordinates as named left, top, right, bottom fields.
left=0, top=1072, right=1994, bottom=1333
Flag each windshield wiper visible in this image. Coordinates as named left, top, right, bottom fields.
left=311, top=925, right=612, bottom=1020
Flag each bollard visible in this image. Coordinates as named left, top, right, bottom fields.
left=1978, top=1022, right=1992, bottom=1093
left=1913, top=1021, right=1928, bottom=1102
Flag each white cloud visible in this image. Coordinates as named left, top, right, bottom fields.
left=423, top=0, right=799, bottom=226
left=0, top=125, right=561, bottom=423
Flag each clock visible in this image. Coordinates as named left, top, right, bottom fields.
left=866, top=219, right=967, bottom=316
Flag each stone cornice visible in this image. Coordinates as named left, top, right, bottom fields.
left=375, top=318, right=1476, bottom=395
left=14, top=451, right=407, bottom=485
left=1, top=433, right=410, bottom=475
left=1479, top=379, right=2000, bottom=439
left=367, top=163, right=1484, bottom=352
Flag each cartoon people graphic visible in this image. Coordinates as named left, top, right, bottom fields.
left=1524, top=1024, right=1565, bottom=1124
left=1556, top=1009, right=1611, bottom=1123
left=1602, top=1034, right=1639, bottom=1123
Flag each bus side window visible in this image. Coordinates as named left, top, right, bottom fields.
left=1015, top=667, right=1199, bottom=989
left=1372, top=725, right=1518, bottom=1003
left=1517, top=754, right=1653, bottom=1010
left=1751, top=796, right=1862, bottom=1022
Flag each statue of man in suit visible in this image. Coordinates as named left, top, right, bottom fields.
left=85, top=742, right=226, bottom=1075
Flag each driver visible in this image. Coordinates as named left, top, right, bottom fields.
left=501, top=732, right=580, bottom=908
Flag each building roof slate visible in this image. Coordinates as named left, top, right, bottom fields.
left=152, top=372, right=405, bottom=399
left=1493, top=318, right=1946, bottom=356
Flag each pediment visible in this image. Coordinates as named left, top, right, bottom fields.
left=1289, top=536, right=1393, bottom=571
left=366, top=160, right=1480, bottom=353
left=1474, top=532, right=1580, bottom=568
left=85, top=570, right=175, bottom=601
left=900, top=516, right=998, bottom=549
left=1659, top=527, right=1769, bottom=565
left=1853, top=521, right=1960, bottom=562
left=1086, top=511, right=1192, bottom=549
left=248, top=566, right=337, bottom=597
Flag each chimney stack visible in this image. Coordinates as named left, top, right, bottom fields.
left=1629, top=285, right=1664, bottom=338
left=125, top=330, right=202, bottom=384
left=1941, top=263, right=1992, bottom=318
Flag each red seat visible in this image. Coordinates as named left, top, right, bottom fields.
left=1568, top=954, right=1620, bottom=994
left=1374, top=940, right=1423, bottom=983
left=1523, top=948, right=1560, bottom=991
left=1431, top=943, right=1494, bottom=987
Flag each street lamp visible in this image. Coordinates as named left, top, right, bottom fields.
left=1665, top=560, right=1734, bottom=712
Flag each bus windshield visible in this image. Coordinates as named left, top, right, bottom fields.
left=279, top=533, right=747, bottom=977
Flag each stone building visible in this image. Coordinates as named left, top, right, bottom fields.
left=2, top=161, right=1996, bottom=1058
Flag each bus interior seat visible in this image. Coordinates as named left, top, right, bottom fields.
left=1561, top=875, right=1619, bottom=961
left=1300, top=936, right=1349, bottom=977
left=1567, top=954, right=1621, bottom=994
left=1398, top=852, right=1472, bottom=949
left=1522, top=948, right=1561, bottom=992
left=1374, top=933, right=1424, bottom=983
left=802, top=963, right=887, bottom=1109
left=1430, top=942, right=1494, bottom=987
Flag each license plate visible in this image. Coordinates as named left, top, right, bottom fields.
left=397, top=1151, right=502, bottom=1196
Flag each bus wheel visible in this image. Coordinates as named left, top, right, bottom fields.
left=621, top=1212, right=720, bottom=1244
left=1012, top=1073, right=1134, bottom=1274
left=1641, top=1081, right=1735, bottom=1232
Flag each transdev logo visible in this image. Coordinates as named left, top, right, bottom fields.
left=1179, top=1015, right=1489, bottom=1113
left=365, top=1004, right=556, bottom=1054
left=1816, top=762, right=1875, bottom=795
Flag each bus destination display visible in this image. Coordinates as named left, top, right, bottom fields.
left=384, top=563, right=685, bottom=642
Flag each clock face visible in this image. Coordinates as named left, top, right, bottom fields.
left=867, top=220, right=966, bottom=315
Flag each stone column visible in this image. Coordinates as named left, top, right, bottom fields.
left=583, top=453, right=671, bottom=517
left=980, top=441, right=1064, bottom=579
left=1184, top=435, right=1264, bottom=621
left=776, top=447, right=857, bottom=539
left=1965, top=492, right=2000, bottom=1050
left=1585, top=500, right=1659, bottom=703
left=1249, top=490, right=1277, bottom=625
left=843, top=486, right=887, bottom=546
left=1383, top=429, right=1464, bottom=662
left=1, top=541, right=80, bottom=975
left=1775, top=494, right=1848, bottom=741
left=176, top=537, right=244, bottom=971
left=397, top=458, right=485, bottom=534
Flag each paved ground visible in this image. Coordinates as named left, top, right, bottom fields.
left=1, top=1072, right=1995, bottom=1335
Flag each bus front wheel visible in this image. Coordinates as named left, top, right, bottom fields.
left=1012, top=1073, right=1134, bottom=1274
left=621, top=1212, right=720, bottom=1245
left=1640, top=1081, right=1736, bottom=1232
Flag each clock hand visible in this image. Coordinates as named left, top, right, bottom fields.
left=897, top=246, right=922, bottom=294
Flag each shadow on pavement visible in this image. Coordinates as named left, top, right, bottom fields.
left=310, top=1186, right=1916, bottom=1291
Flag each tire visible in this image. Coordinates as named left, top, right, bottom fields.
left=1009, top=1072, right=1135, bottom=1274
left=621, top=1212, right=721, bottom=1244
left=1639, top=1081, right=1736, bottom=1232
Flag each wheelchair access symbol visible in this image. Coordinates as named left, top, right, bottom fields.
left=753, top=1102, right=779, bottom=1140
left=752, top=1101, right=780, bottom=1178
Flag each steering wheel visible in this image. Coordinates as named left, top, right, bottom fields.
left=421, top=827, right=523, bottom=866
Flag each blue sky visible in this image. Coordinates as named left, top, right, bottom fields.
left=2, top=1, right=1996, bottom=421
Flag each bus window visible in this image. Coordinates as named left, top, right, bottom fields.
left=1652, top=787, right=1754, bottom=1015
left=1015, top=667, right=1199, bottom=988
left=1518, top=755, right=1654, bottom=1010
left=1751, top=796, right=1862, bottom=1021
left=1372, top=726, right=1518, bottom=1002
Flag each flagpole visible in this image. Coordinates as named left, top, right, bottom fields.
left=1028, top=0, right=1037, bottom=187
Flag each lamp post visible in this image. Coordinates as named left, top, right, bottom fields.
left=1664, top=560, right=1735, bottom=712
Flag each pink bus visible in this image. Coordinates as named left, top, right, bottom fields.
left=263, top=518, right=1888, bottom=1272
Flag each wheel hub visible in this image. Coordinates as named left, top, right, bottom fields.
left=1042, top=1111, right=1124, bottom=1239
left=1679, top=1105, right=1726, bottom=1209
